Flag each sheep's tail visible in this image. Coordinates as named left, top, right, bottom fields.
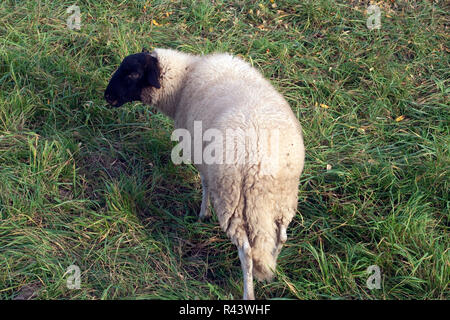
left=250, top=223, right=280, bottom=281
left=243, top=180, right=294, bottom=282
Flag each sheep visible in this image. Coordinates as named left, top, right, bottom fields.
left=104, top=48, right=305, bottom=300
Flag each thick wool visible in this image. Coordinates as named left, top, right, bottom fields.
left=141, top=48, right=305, bottom=282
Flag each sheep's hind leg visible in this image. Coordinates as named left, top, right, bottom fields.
left=199, top=173, right=211, bottom=220
left=238, top=238, right=255, bottom=300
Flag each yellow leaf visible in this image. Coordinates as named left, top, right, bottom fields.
left=283, top=278, right=299, bottom=298
left=152, top=19, right=161, bottom=26
left=320, top=103, right=329, bottom=109
left=395, top=115, right=405, bottom=122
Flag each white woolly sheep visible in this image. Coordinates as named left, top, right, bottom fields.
left=104, top=48, right=305, bottom=299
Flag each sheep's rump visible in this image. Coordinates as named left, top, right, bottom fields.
left=207, top=161, right=301, bottom=281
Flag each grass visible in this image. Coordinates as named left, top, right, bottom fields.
left=0, top=0, right=448, bottom=300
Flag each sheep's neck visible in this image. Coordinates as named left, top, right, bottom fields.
left=148, top=51, right=197, bottom=119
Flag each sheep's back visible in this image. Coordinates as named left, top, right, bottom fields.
left=175, top=53, right=304, bottom=178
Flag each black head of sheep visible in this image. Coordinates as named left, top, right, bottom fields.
left=104, top=48, right=160, bottom=108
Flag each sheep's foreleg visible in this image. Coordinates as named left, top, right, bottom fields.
left=238, top=238, right=255, bottom=300
left=199, top=174, right=211, bottom=220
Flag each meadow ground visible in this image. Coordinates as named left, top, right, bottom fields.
left=0, top=0, right=448, bottom=299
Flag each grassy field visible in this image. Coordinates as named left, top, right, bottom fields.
left=0, top=0, right=448, bottom=300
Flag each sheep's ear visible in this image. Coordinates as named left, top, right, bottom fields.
left=145, top=55, right=160, bottom=88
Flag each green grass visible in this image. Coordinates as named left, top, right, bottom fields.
left=0, top=0, right=448, bottom=299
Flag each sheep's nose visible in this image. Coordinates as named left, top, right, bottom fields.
left=104, top=93, right=117, bottom=106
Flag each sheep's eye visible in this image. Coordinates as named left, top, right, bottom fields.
left=127, top=72, right=141, bottom=80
